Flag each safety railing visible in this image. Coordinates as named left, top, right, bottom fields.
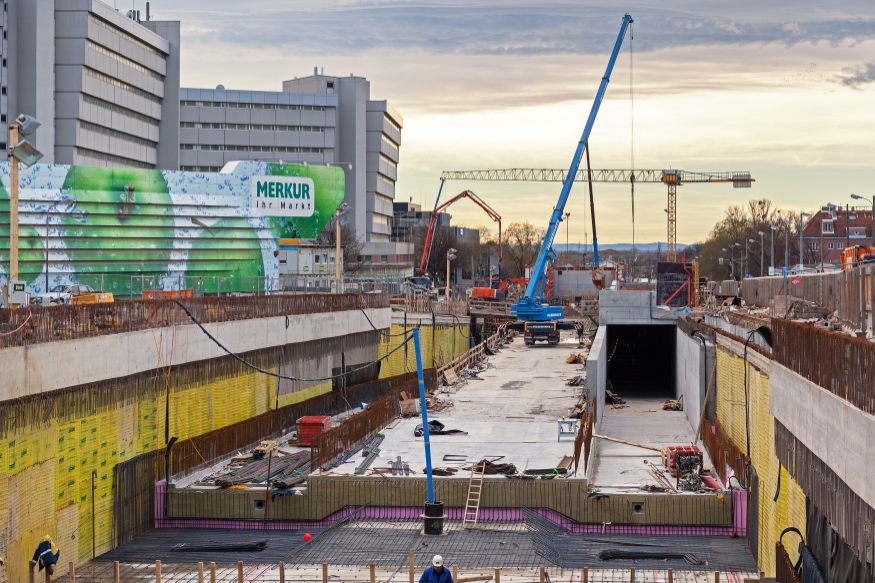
left=311, top=395, right=401, bottom=470
left=0, top=293, right=389, bottom=349
left=436, top=329, right=505, bottom=383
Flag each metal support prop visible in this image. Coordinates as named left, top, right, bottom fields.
left=414, top=328, right=435, bottom=502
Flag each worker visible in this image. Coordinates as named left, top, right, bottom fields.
left=419, top=555, right=453, bottom=583
left=31, top=535, right=60, bottom=575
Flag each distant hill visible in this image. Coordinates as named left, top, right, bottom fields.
left=554, top=243, right=691, bottom=253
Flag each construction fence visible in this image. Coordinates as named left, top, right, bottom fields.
left=0, top=311, right=460, bottom=583
left=740, top=264, right=874, bottom=335
left=0, top=292, right=389, bottom=348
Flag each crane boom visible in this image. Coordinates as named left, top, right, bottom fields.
left=511, top=13, right=633, bottom=321
left=441, top=168, right=753, bottom=263
left=416, top=190, right=502, bottom=277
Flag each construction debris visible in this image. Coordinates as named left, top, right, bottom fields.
left=565, top=375, right=585, bottom=387
left=662, top=396, right=683, bottom=411
left=605, top=390, right=625, bottom=405
left=252, top=440, right=278, bottom=460
left=414, top=420, right=467, bottom=437
left=566, top=353, right=586, bottom=364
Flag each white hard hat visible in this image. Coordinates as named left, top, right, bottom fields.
left=432, top=555, right=443, bottom=567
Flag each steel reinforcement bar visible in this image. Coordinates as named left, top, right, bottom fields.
left=772, top=318, right=875, bottom=415
left=0, top=292, right=389, bottom=348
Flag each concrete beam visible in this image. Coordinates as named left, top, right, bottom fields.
left=0, top=307, right=390, bottom=400
left=770, top=362, right=875, bottom=510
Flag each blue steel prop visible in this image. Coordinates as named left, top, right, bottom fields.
left=413, top=328, right=435, bottom=503
left=512, top=13, right=633, bottom=322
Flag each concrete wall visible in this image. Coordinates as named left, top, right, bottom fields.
left=599, top=290, right=681, bottom=325
left=586, top=325, right=607, bottom=435
left=0, top=307, right=389, bottom=400
left=675, top=327, right=715, bottom=429
left=770, top=362, right=875, bottom=510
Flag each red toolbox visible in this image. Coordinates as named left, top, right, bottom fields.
left=297, top=416, right=331, bottom=446
left=661, top=445, right=702, bottom=477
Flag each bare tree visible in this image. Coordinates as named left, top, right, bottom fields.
left=316, top=218, right=364, bottom=274
left=503, top=221, right=545, bottom=278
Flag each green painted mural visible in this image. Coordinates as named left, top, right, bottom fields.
left=0, top=161, right=345, bottom=294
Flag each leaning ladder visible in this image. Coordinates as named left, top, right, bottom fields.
left=462, top=461, right=486, bottom=528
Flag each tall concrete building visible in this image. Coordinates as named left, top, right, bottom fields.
left=3, top=0, right=180, bottom=168
left=178, top=87, right=337, bottom=172
left=282, top=70, right=403, bottom=247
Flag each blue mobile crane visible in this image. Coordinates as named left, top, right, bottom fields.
left=510, top=13, right=632, bottom=335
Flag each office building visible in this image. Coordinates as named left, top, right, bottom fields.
left=4, top=0, right=180, bottom=168
left=178, top=87, right=337, bottom=172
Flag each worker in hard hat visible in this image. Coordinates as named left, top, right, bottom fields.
left=31, top=535, right=60, bottom=575
left=419, top=555, right=453, bottom=583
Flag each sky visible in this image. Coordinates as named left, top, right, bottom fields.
left=151, top=0, right=875, bottom=245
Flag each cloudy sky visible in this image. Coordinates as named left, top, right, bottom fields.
left=154, top=0, right=875, bottom=245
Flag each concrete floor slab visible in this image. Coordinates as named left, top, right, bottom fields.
left=591, top=397, right=714, bottom=491
left=325, top=335, right=588, bottom=477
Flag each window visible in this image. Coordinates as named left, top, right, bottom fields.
left=364, top=255, right=372, bottom=263
left=2, top=59, right=6, bottom=67
left=84, top=95, right=159, bottom=126
left=89, top=15, right=167, bottom=58
left=86, top=68, right=162, bottom=103
left=380, top=255, right=388, bottom=263
left=811, top=242, right=819, bottom=250
left=828, top=242, right=834, bottom=250
left=87, top=40, right=164, bottom=80
left=821, top=221, right=834, bottom=233
left=381, top=134, right=399, bottom=156
left=853, top=230, right=860, bottom=237
left=1, top=87, right=5, bottom=95
left=80, top=121, right=158, bottom=148
left=314, top=255, right=320, bottom=264
left=838, top=243, right=844, bottom=250
left=75, top=147, right=154, bottom=169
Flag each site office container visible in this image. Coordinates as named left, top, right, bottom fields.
left=297, top=415, right=331, bottom=446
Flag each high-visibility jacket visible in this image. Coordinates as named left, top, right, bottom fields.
left=31, top=536, right=60, bottom=573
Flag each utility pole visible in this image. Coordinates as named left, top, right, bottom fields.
left=335, top=215, right=342, bottom=292
left=758, top=231, right=765, bottom=277
left=785, top=220, right=790, bottom=270
left=799, top=212, right=811, bottom=272
left=850, top=193, right=874, bottom=246
left=770, top=225, right=776, bottom=275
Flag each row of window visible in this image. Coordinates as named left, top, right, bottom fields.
left=87, top=39, right=164, bottom=80
left=180, top=166, right=222, bottom=172
left=76, top=146, right=155, bottom=169
left=180, top=144, right=324, bottom=153
left=181, top=101, right=328, bottom=111
left=379, top=153, right=397, bottom=171
left=381, top=134, right=399, bottom=154
left=86, top=67, right=162, bottom=104
left=355, top=254, right=414, bottom=264
left=90, top=15, right=167, bottom=59
left=80, top=120, right=158, bottom=148
left=180, top=122, right=324, bottom=132
left=83, top=94, right=160, bottom=127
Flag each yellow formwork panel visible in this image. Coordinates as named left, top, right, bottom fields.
left=277, top=382, right=332, bottom=409
left=715, top=348, right=807, bottom=577
left=378, top=324, right=470, bottom=378
left=55, top=421, right=78, bottom=511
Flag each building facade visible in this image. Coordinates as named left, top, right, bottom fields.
left=802, top=205, right=874, bottom=264
left=179, top=87, right=337, bottom=172
left=4, top=0, right=180, bottom=168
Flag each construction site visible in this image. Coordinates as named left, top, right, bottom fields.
left=1, top=9, right=875, bottom=583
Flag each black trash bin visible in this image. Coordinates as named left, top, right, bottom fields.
left=423, top=501, right=444, bottom=535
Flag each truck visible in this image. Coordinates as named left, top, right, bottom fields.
left=841, top=245, right=875, bottom=270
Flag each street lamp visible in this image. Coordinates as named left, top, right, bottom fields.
left=799, top=212, right=811, bottom=272
left=745, top=239, right=755, bottom=278
left=850, top=193, right=874, bottom=246
left=564, top=212, right=571, bottom=264
left=757, top=231, right=766, bottom=277
left=769, top=225, right=777, bottom=276
left=334, top=203, right=350, bottom=293
left=731, top=243, right=740, bottom=281
left=446, top=248, right=457, bottom=301
left=3, top=114, right=44, bottom=307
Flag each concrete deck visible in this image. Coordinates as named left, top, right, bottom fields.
left=592, top=397, right=714, bottom=491
left=326, top=334, right=588, bottom=477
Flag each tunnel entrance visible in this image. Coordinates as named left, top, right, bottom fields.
left=605, top=324, right=676, bottom=397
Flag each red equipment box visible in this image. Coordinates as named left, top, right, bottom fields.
left=297, top=416, right=331, bottom=446
left=661, top=445, right=702, bottom=477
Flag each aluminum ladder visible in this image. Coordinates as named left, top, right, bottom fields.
left=462, top=461, right=486, bottom=528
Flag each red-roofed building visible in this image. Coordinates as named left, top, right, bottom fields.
left=802, top=205, right=874, bottom=265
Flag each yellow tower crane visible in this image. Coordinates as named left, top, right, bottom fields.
left=439, top=168, right=753, bottom=262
